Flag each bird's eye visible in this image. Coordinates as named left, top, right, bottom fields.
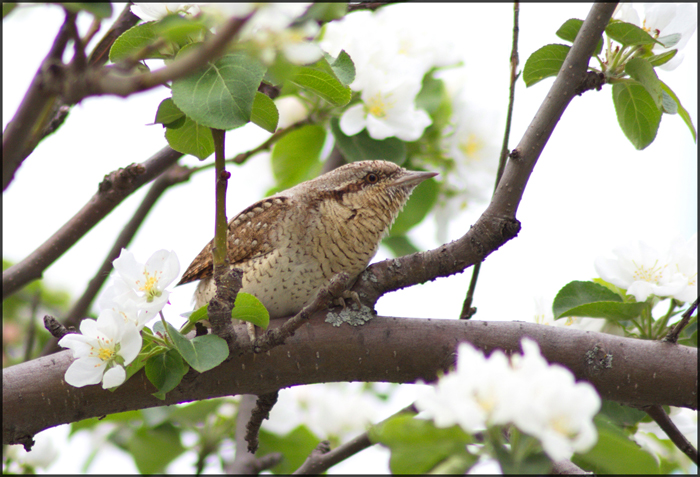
left=366, top=173, right=379, bottom=184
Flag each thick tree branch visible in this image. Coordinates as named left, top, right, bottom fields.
left=2, top=146, right=183, bottom=299
left=4, top=316, right=696, bottom=446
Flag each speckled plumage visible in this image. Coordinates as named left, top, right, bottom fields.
left=178, top=160, right=437, bottom=318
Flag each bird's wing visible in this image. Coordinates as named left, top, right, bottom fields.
left=177, top=195, right=293, bottom=285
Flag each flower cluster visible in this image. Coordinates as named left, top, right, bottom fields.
left=130, top=3, right=322, bottom=65
left=321, top=4, right=460, bottom=141
left=613, top=3, right=697, bottom=71
left=58, top=249, right=180, bottom=389
left=416, top=339, right=601, bottom=462
left=595, top=234, right=697, bottom=303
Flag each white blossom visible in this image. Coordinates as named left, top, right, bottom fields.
left=111, top=249, right=180, bottom=317
left=665, top=234, right=697, bottom=303
left=509, top=340, right=600, bottom=461
left=416, top=339, right=601, bottom=462
left=595, top=239, right=691, bottom=302
left=340, top=69, right=431, bottom=141
left=614, top=3, right=697, bottom=70
left=58, top=310, right=142, bottom=389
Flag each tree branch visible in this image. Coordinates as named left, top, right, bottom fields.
left=54, top=14, right=253, bottom=104
left=4, top=316, right=696, bottom=446
left=643, top=404, right=698, bottom=464
left=353, top=3, right=617, bottom=309
left=2, top=10, right=75, bottom=191
left=2, top=146, right=183, bottom=299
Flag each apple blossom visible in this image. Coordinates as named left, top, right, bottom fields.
left=416, top=339, right=601, bottom=462
left=58, top=309, right=142, bottom=389
left=111, top=249, right=180, bottom=316
left=340, top=70, right=432, bottom=141
left=665, top=234, right=697, bottom=303
left=595, top=239, right=690, bottom=302
left=614, top=3, right=697, bottom=70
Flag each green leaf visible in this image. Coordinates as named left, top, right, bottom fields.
left=612, top=80, right=662, bottom=150
left=553, top=281, right=649, bottom=321
left=257, top=425, right=320, bottom=475
left=109, top=22, right=165, bottom=63
left=128, top=424, right=185, bottom=474
left=605, top=20, right=660, bottom=47
left=62, top=2, right=112, bottom=18
left=624, top=58, right=663, bottom=109
left=165, top=115, right=215, bottom=160
left=145, top=349, right=188, bottom=400
left=415, top=74, right=446, bottom=116
left=370, top=413, right=476, bottom=474
left=647, top=49, right=677, bottom=68
left=572, top=415, right=659, bottom=474
left=164, top=321, right=228, bottom=373
left=659, top=80, right=696, bottom=142
left=271, top=124, right=326, bottom=189
left=153, top=13, right=207, bottom=44
left=599, top=400, right=647, bottom=429
left=251, top=92, right=279, bottom=133
left=556, top=18, right=603, bottom=55
left=523, top=44, right=570, bottom=87
left=329, top=50, right=355, bottom=86
left=172, top=48, right=267, bottom=130
left=155, top=98, right=186, bottom=127
left=330, top=118, right=406, bottom=164
left=389, top=174, right=438, bottom=236
left=290, top=66, right=352, bottom=106
left=230, top=292, right=270, bottom=329
left=382, top=235, right=420, bottom=257
left=301, top=2, right=347, bottom=23
left=661, top=90, right=677, bottom=114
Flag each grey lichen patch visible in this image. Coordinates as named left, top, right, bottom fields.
left=325, top=302, right=375, bottom=327
left=360, top=269, right=378, bottom=283
left=584, top=345, right=613, bottom=375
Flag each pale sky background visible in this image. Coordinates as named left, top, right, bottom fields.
left=3, top=3, right=697, bottom=474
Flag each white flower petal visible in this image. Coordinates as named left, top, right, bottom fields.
left=339, top=104, right=368, bottom=136
left=64, top=357, right=105, bottom=387
left=102, top=366, right=127, bottom=389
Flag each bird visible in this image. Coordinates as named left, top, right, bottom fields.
left=178, top=160, right=437, bottom=320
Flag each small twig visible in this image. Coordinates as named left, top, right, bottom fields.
left=643, top=404, right=698, bottom=464
left=43, top=315, right=75, bottom=340
left=550, top=459, right=589, bottom=474
left=245, top=391, right=280, bottom=454
left=229, top=119, right=311, bottom=165
left=207, top=128, right=240, bottom=349
left=253, top=272, right=351, bottom=354
left=460, top=2, right=520, bottom=320
left=663, top=298, right=698, bottom=344
left=2, top=146, right=183, bottom=300
left=58, top=13, right=254, bottom=103
left=88, top=4, right=140, bottom=67
left=227, top=394, right=282, bottom=473
left=40, top=165, right=193, bottom=356
left=294, top=403, right=418, bottom=474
